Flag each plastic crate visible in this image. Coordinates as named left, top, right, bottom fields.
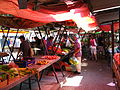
left=14, top=57, right=35, bottom=68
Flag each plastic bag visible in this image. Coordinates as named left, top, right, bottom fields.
left=66, top=39, right=71, bottom=47
left=69, top=56, right=79, bottom=65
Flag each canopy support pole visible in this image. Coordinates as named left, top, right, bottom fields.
left=1, top=27, right=10, bottom=63
left=1, top=27, right=16, bottom=62
left=53, top=25, right=62, bottom=46
left=1, top=27, right=10, bottom=52
left=118, top=8, right=120, bottom=44
left=9, top=29, right=19, bottom=62
left=52, top=25, right=62, bottom=54
left=54, top=26, right=66, bottom=54
left=111, top=21, right=114, bottom=65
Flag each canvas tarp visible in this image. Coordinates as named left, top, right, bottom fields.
left=0, top=0, right=97, bottom=30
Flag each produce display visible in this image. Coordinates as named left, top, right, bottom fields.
left=62, top=48, right=70, bottom=53
left=0, top=65, right=36, bottom=83
left=114, top=53, right=120, bottom=65
left=0, top=52, right=62, bottom=89
left=0, top=65, right=15, bottom=82
left=41, top=55, right=60, bottom=60
left=36, top=60, right=49, bottom=65
left=48, top=46, right=67, bottom=55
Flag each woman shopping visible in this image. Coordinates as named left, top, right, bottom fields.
left=90, top=35, right=97, bottom=61
left=70, top=35, right=82, bottom=74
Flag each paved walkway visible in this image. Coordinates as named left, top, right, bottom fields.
left=60, top=59, right=116, bottom=90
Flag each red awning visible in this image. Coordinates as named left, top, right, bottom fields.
left=0, top=0, right=87, bottom=23
left=0, top=0, right=97, bottom=29
left=99, top=22, right=119, bottom=32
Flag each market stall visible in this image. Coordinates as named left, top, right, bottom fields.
left=0, top=23, right=78, bottom=90
left=0, top=55, right=61, bottom=90
left=0, top=1, right=107, bottom=90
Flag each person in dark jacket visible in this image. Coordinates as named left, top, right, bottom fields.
left=18, top=36, right=31, bottom=57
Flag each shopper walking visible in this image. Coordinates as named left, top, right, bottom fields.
left=90, top=35, right=97, bottom=61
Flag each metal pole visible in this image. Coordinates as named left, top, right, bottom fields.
left=53, top=25, right=62, bottom=46
left=51, top=25, right=62, bottom=54
left=119, top=8, right=120, bottom=44
left=1, top=27, right=16, bottom=62
left=111, top=21, right=114, bottom=64
left=54, top=27, right=66, bottom=54
left=9, top=29, right=19, bottom=61
left=1, top=27, right=10, bottom=52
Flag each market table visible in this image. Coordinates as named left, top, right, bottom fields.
left=30, top=56, right=62, bottom=83
left=0, top=74, right=33, bottom=90
left=0, top=56, right=61, bottom=90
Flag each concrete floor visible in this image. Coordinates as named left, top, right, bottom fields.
left=11, top=58, right=116, bottom=90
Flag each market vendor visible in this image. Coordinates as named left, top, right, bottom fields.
left=18, top=35, right=32, bottom=58
left=46, top=36, right=54, bottom=49
left=34, top=37, right=41, bottom=48
left=34, top=36, right=43, bottom=55
left=61, top=34, right=68, bottom=48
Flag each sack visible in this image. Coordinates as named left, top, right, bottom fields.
left=30, top=48, right=34, bottom=57
left=69, top=56, right=79, bottom=65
